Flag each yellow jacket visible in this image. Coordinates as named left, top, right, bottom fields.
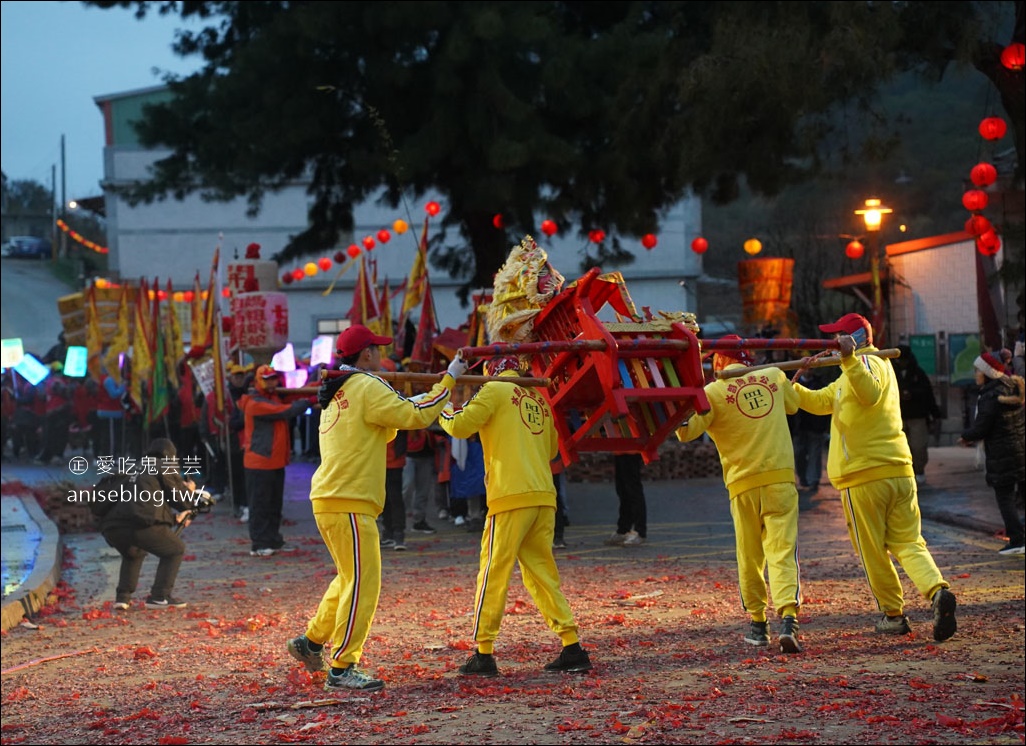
left=311, top=370, right=454, bottom=516
left=793, top=347, right=914, bottom=489
left=676, top=364, right=799, bottom=498
left=438, top=371, right=559, bottom=514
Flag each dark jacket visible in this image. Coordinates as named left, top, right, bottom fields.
left=961, top=377, right=1026, bottom=488
left=99, top=470, right=194, bottom=531
left=894, top=352, right=942, bottom=422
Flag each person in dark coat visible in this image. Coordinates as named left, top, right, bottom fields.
left=893, top=345, right=943, bottom=482
left=99, top=437, right=205, bottom=608
left=958, top=352, right=1026, bottom=556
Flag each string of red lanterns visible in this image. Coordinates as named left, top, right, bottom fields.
left=55, top=219, right=109, bottom=254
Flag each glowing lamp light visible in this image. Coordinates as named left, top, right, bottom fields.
left=845, top=240, right=865, bottom=260
left=1000, top=42, right=1025, bottom=71
left=961, top=190, right=989, bottom=212
left=492, top=214, right=505, bottom=229
left=976, top=230, right=1001, bottom=256
left=964, top=214, right=993, bottom=237
left=978, top=117, right=1007, bottom=141
left=377, top=229, right=391, bottom=244
left=743, top=238, right=762, bottom=255
left=292, top=268, right=305, bottom=282
left=425, top=201, right=441, bottom=216
left=970, top=162, right=997, bottom=187
left=690, top=237, right=708, bottom=254
left=346, top=244, right=361, bottom=258
left=588, top=229, right=606, bottom=244
left=855, top=198, right=892, bottom=231
left=641, top=233, right=658, bottom=250
left=362, top=236, right=376, bottom=250
left=317, top=257, right=332, bottom=272
left=393, top=219, right=408, bottom=234
left=540, top=219, right=558, bottom=237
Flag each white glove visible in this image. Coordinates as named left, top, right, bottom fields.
left=446, top=352, right=469, bottom=380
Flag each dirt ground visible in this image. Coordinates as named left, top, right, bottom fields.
left=2, top=484, right=1024, bottom=745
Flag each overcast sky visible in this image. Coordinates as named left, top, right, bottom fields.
left=1, top=1, right=204, bottom=200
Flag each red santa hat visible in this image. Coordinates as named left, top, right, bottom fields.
left=973, top=352, right=1005, bottom=380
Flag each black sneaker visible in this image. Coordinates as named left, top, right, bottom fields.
left=287, top=635, right=324, bottom=673
left=997, top=543, right=1025, bottom=556
left=144, top=596, right=187, bottom=609
left=778, top=616, right=801, bottom=654
left=393, top=541, right=407, bottom=551
left=459, top=651, right=499, bottom=677
left=324, top=664, right=384, bottom=692
left=744, top=621, right=769, bottom=647
left=931, top=588, right=957, bottom=641
left=544, top=643, right=593, bottom=673
left=411, top=521, right=436, bottom=534
left=553, top=537, right=567, bottom=549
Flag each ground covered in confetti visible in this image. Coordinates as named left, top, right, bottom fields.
left=1, top=477, right=1023, bottom=745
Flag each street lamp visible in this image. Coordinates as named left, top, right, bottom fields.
left=854, top=197, right=892, bottom=342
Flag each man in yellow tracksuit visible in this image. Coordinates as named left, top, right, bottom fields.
left=676, top=338, right=804, bottom=654
left=438, top=355, right=592, bottom=677
left=285, top=325, right=467, bottom=692
left=793, top=313, right=957, bottom=642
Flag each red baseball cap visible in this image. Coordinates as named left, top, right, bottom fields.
left=336, top=324, right=392, bottom=357
left=819, top=313, right=872, bottom=344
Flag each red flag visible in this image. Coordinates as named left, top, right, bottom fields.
left=203, top=248, right=220, bottom=348
left=409, top=276, right=438, bottom=365
left=347, top=254, right=381, bottom=325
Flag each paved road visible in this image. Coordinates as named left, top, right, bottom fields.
left=0, top=255, right=70, bottom=358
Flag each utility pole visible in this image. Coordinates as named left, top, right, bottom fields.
left=60, top=134, right=67, bottom=259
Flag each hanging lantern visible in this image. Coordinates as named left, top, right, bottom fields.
left=334, top=250, right=347, bottom=264
left=970, top=162, right=997, bottom=187
left=303, top=262, right=318, bottom=277
left=978, top=117, right=1007, bottom=141
left=156, top=289, right=168, bottom=301
left=964, top=214, right=993, bottom=237
left=641, top=233, right=658, bottom=250
left=492, top=214, right=505, bottom=229
left=961, top=189, right=989, bottom=212
left=346, top=244, right=361, bottom=258
left=221, top=287, right=232, bottom=298
left=376, top=229, right=391, bottom=244
left=183, top=290, right=194, bottom=302
left=1000, top=42, right=1025, bottom=71
left=362, top=236, right=376, bottom=250
left=281, top=271, right=294, bottom=285
left=743, top=238, right=762, bottom=256
left=588, top=229, right=606, bottom=244
left=317, top=257, right=332, bottom=272
left=172, top=291, right=184, bottom=303
left=425, top=201, right=441, bottom=216
left=976, top=230, right=1001, bottom=256
left=845, top=240, right=865, bottom=260
left=393, top=219, right=409, bottom=235
left=540, top=219, right=558, bottom=237
left=690, top=237, right=708, bottom=254
left=291, top=268, right=305, bottom=281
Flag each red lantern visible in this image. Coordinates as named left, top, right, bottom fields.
left=961, top=189, right=989, bottom=212
left=845, top=240, right=865, bottom=260
left=979, top=117, right=1007, bottom=141
left=641, top=233, right=658, bottom=250
left=970, top=162, right=997, bottom=187
left=292, top=268, right=305, bottom=281
left=156, top=289, right=168, bottom=301
left=281, top=271, right=294, bottom=285
left=964, top=214, right=993, bottom=237
left=588, top=229, right=606, bottom=244
left=540, top=219, right=557, bottom=237
left=492, top=214, right=505, bottom=229
left=690, top=237, right=708, bottom=254
left=376, top=229, right=391, bottom=244
left=222, top=287, right=232, bottom=298
left=1000, top=42, right=1025, bottom=71
left=976, top=230, right=1001, bottom=256
left=346, top=244, right=361, bottom=258
left=362, top=236, right=376, bottom=250
left=425, top=201, right=441, bottom=216
left=334, top=250, right=347, bottom=264
left=183, top=290, right=194, bottom=303
left=318, top=257, right=332, bottom=272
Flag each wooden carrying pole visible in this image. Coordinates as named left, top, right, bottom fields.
left=318, top=368, right=550, bottom=388
left=715, top=348, right=901, bottom=379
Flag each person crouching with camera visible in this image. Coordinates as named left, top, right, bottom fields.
left=100, top=437, right=208, bottom=610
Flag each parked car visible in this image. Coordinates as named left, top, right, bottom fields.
left=4, top=236, right=52, bottom=259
